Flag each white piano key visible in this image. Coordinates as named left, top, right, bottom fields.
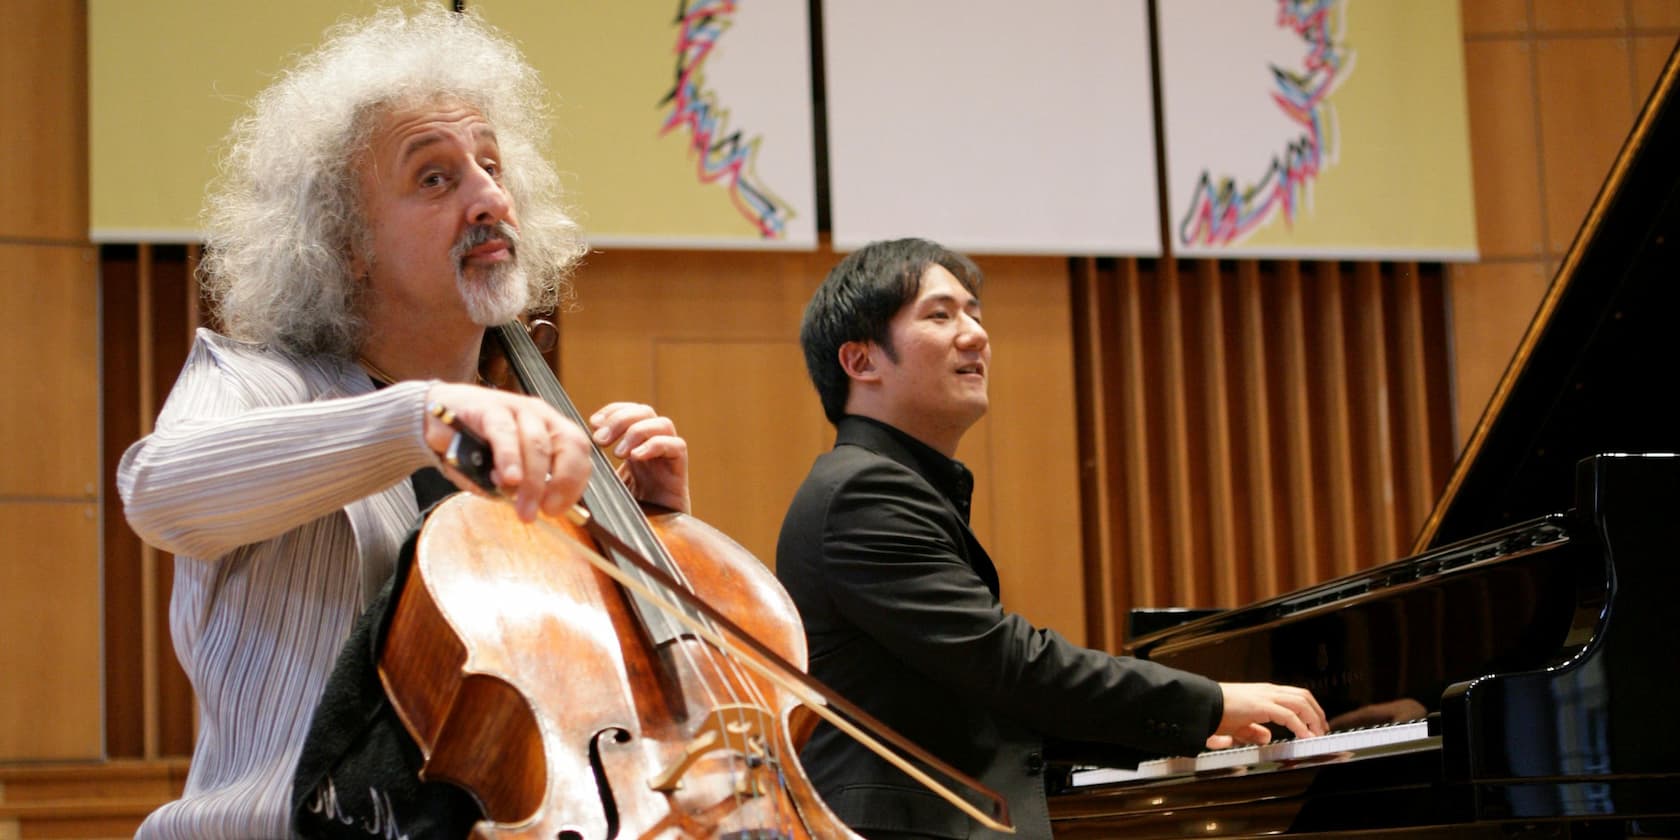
left=1259, top=719, right=1431, bottom=762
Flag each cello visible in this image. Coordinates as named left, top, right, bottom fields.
left=376, top=322, right=1013, bottom=838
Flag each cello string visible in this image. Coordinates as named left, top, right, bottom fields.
left=591, top=481, right=798, bottom=832
left=587, top=474, right=764, bottom=814
left=531, top=399, right=791, bottom=829
left=589, top=477, right=793, bottom=827
left=556, top=507, right=796, bottom=835
left=566, top=443, right=779, bottom=823
left=553, top=386, right=768, bottom=808
left=493, top=325, right=776, bottom=817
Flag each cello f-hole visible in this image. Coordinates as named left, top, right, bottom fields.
left=587, top=727, right=631, bottom=840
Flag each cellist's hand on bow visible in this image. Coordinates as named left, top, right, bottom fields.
left=423, top=383, right=593, bottom=522
left=589, top=402, right=691, bottom=514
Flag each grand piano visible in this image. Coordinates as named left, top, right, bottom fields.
left=1046, top=43, right=1680, bottom=839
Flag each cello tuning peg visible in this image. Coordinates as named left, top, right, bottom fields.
left=527, top=319, right=559, bottom=354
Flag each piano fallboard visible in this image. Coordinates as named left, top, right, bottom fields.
left=1130, top=514, right=1592, bottom=728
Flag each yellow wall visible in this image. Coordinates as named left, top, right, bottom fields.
left=88, top=0, right=446, bottom=239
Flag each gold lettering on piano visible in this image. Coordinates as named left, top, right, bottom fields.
left=1304, top=669, right=1367, bottom=692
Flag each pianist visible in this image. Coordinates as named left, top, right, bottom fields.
left=776, top=237, right=1328, bottom=839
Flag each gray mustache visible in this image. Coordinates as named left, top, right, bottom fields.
left=451, top=222, right=519, bottom=264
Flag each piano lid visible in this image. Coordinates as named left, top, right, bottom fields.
left=1415, top=38, right=1680, bottom=552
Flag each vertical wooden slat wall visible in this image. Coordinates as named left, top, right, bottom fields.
left=1072, top=258, right=1456, bottom=652
left=100, top=245, right=199, bottom=759
left=1271, top=261, right=1320, bottom=596
left=1232, top=260, right=1280, bottom=601
left=1189, top=260, right=1240, bottom=607
left=100, top=247, right=143, bottom=757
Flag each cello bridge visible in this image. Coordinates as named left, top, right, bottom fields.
left=648, top=703, right=776, bottom=794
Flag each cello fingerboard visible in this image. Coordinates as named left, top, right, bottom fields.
left=494, top=322, right=703, bottom=646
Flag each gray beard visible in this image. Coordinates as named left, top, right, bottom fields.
left=458, top=259, right=529, bottom=326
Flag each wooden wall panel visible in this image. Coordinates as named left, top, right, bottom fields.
left=1445, top=261, right=1552, bottom=445
left=962, top=256, right=1083, bottom=643
left=0, top=246, right=99, bottom=498
left=0, top=244, right=101, bottom=762
left=1635, top=36, right=1680, bottom=100
left=1633, top=0, right=1680, bottom=28
left=652, top=339, right=829, bottom=565
left=0, top=0, right=101, bottom=765
left=1462, top=0, right=1530, bottom=35
left=0, top=1, right=85, bottom=240
left=0, top=504, right=102, bottom=759
left=558, top=247, right=1086, bottom=644
left=1535, top=38, right=1638, bottom=255
left=1464, top=39, right=1544, bottom=258
left=1533, top=0, right=1625, bottom=31
left=556, top=248, right=825, bottom=565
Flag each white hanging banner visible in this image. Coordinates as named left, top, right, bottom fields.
left=1157, top=0, right=1477, bottom=260
left=823, top=0, right=1161, bottom=256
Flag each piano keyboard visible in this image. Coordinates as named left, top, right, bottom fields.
left=1068, top=719, right=1435, bottom=787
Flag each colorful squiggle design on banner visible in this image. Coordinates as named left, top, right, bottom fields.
left=1178, top=0, right=1353, bottom=248
left=659, top=0, right=793, bottom=238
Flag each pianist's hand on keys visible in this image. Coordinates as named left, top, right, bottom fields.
left=1208, top=682, right=1328, bottom=750
left=1067, top=718, right=1435, bottom=788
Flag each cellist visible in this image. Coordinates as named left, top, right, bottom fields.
left=116, top=7, right=691, bottom=837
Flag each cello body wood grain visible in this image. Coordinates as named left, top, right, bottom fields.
left=380, top=482, right=857, bottom=838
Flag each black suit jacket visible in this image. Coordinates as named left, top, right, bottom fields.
left=776, top=416, right=1224, bottom=839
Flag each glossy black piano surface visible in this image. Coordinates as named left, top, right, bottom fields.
left=1051, top=455, right=1678, bottom=837
left=1049, top=39, right=1680, bottom=840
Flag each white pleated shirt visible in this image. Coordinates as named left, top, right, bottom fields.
left=118, top=329, right=440, bottom=839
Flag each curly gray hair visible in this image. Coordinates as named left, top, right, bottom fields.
left=199, top=4, right=585, bottom=358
